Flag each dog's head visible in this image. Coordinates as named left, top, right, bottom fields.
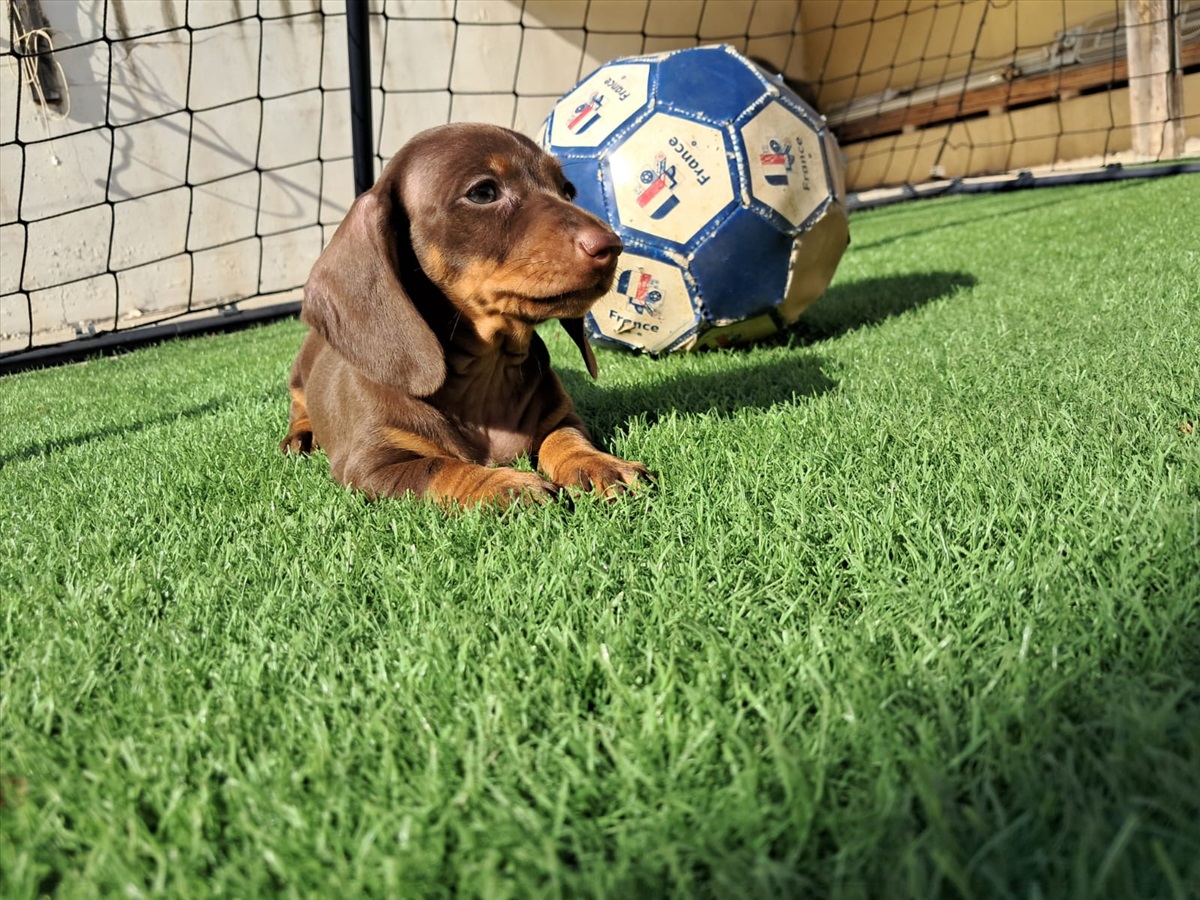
left=302, top=124, right=620, bottom=394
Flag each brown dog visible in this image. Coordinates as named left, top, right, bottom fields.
left=281, top=123, right=648, bottom=507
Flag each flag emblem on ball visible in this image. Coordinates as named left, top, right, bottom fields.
left=568, top=92, right=604, bottom=134
left=635, top=153, right=680, bottom=220
left=616, top=269, right=664, bottom=316
left=760, top=139, right=795, bottom=186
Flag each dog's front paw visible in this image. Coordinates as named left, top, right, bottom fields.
left=555, top=452, right=650, bottom=498
left=280, top=427, right=315, bottom=455
left=477, top=468, right=564, bottom=509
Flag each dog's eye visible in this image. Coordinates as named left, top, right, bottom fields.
left=562, top=181, right=577, bottom=201
left=466, top=181, right=499, bottom=205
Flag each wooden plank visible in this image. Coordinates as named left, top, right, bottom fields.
left=834, top=41, right=1199, bottom=145
left=1125, top=0, right=1185, bottom=158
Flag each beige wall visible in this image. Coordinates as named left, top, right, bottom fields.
left=1, top=0, right=807, bottom=350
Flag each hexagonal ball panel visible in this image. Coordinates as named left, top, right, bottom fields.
left=740, top=100, right=831, bottom=230
left=608, top=112, right=734, bottom=246
left=778, top=204, right=850, bottom=323
left=587, top=251, right=696, bottom=353
left=547, top=63, right=652, bottom=152
left=692, top=314, right=780, bottom=351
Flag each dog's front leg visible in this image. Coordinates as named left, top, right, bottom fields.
left=348, top=455, right=561, bottom=509
left=537, top=424, right=649, bottom=498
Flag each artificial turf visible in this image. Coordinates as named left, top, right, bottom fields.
left=1, top=175, right=1197, bottom=898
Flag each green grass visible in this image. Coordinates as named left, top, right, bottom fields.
left=2, top=176, right=1198, bottom=899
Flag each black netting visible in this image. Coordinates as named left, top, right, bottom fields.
left=1, top=0, right=1195, bottom=371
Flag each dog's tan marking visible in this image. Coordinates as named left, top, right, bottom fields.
left=378, top=426, right=452, bottom=460
left=538, top=426, right=649, bottom=497
left=280, top=386, right=315, bottom=454
left=485, top=154, right=512, bottom=178
left=422, top=245, right=451, bottom=285
left=445, top=258, right=500, bottom=305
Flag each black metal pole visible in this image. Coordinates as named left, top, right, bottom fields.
left=346, top=1, right=375, bottom=196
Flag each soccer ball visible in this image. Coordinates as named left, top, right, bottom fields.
left=541, top=45, right=849, bottom=354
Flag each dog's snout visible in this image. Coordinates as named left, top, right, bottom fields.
left=578, top=227, right=623, bottom=266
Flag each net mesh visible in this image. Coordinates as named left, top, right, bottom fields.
left=1, top=0, right=1195, bottom=367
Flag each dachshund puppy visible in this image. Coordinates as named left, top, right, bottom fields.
left=281, top=123, right=649, bottom=507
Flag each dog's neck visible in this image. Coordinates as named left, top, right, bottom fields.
left=441, top=313, right=540, bottom=386
left=444, top=309, right=533, bottom=355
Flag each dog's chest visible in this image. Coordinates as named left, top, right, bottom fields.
left=448, top=408, right=536, bottom=466
left=437, top=360, right=541, bottom=466
left=480, top=423, right=534, bottom=466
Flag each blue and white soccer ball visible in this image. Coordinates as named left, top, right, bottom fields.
left=541, top=45, right=849, bottom=354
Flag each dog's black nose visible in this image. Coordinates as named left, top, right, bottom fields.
left=578, top=227, right=623, bottom=265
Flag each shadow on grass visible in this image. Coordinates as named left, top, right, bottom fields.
left=563, top=269, right=973, bottom=436
left=0, top=392, right=276, bottom=466
left=790, top=270, right=977, bottom=343
left=562, top=354, right=837, bottom=438
left=6, top=272, right=969, bottom=463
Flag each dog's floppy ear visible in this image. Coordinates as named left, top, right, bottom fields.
left=559, top=317, right=598, bottom=379
left=301, top=188, right=445, bottom=396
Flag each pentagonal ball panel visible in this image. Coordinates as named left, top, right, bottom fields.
left=690, top=209, right=793, bottom=323
left=558, top=157, right=613, bottom=226
left=655, top=46, right=770, bottom=124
